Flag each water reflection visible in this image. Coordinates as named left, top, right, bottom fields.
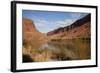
left=23, top=39, right=91, bottom=62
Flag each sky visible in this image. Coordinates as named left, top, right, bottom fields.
left=22, top=10, right=89, bottom=33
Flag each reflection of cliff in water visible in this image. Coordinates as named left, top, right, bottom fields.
left=48, top=38, right=91, bottom=60
left=23, top=38, right=91, bottom=62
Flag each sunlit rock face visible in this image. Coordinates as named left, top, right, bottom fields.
left=47, top=14, right=91, bottom=40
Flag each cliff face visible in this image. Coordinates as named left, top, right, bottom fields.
left=23, top=18, right=47, bottom=50
left=23, top=18, right=36, bottom=42
left=47, top=14, right=91, bottom=40
left=22, top=18, right=49, bottom=62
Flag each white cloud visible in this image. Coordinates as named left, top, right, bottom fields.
left=33, top=18, right=50, bottom=33
left=70, top=13, right=81, bottom=19
left=34, top=19, right=48, bottom=27
left=55, top=19, right=76, bottom=27
left=70, top=13, right=88, bottom=20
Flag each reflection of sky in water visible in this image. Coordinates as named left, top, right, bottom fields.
left=38, top=43, right=56, bottom=51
